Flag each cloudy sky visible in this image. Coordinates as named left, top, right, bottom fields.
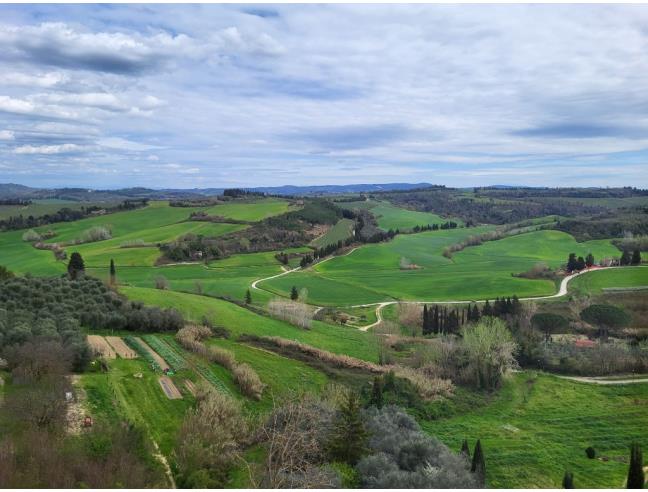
left=0, top=4, right=647, bottom=189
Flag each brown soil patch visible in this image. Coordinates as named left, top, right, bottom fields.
left=159, top=376, right=182, bottom=399
left=105, top=336, right=138, bottom=359
left=66, top=375, right=86, bottom=435
left=87, top=335, right=116, bottom=359
left=133, top=337, right=170, bottom=371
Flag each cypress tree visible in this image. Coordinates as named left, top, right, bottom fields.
left=632, top=250, right=642, bottom=266
left=482, top=300, right=493, bottom=317
left=245, top=289, right=252, bottom=305
left=109, top=258, right=116, bottom=285
left=422, top=305, right=429, bottom=335
left=627, top=442, right=644, bottom=489
left=563, top=471, right=574, bottom=489
left=471, top=439, right=486, bottom=485
left=67, top=252, right=85, bottom=280
left=370, top=376, right=384, bottom=408
left=621, top=250, right=632, bottom=266
left=460, top=439, right=471, bottom=460
left=290, top=286, right=299, bottom=300
left=327, top=391, right=369, bottom=465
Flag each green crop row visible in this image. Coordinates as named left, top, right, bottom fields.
left=123, top=336, right=161, bottom=372
left=142, top=335, right=188, bottom=371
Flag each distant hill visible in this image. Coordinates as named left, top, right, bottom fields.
left=0, top=182, right=434, bottom=201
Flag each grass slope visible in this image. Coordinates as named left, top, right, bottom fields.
left=203, top=198, right=292, bottom=221
left=120, top=286, right=379, bottom=362
left=311, top=218, right=354, bottom=248
left=263, top=229, right=620, bottom=305
left=422, top=372, right=648, bottom=488
left=569, top=266, right=648, bottom=295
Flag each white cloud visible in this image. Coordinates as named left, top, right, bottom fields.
left=13, top=143, right=87, bottom=154
left=0, top=130, right=15, bottom=141
left=0, top=71, right=69, bottom=87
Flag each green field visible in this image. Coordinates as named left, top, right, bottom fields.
left=311, top=218, right=354, bottom=247
left=203, top=197, right=293, bottom=221
left=569, top=266, right=648, bottom=295
left=340, top=200, right=454, bottom=231
left=121, top=286, right=380, bottom=362
left=263, top=229, right=620, bottom=305
left=423, top=372, right=648, bottom=488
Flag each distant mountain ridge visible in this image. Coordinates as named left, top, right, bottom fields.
left=0, top=182, right=434, bottom=201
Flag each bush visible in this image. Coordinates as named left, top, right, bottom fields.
left=77, top=226, right=112, bottom=244
left=357, top=406, right=478, bottom=488
left=22, top=229, right=41, bottom=242
left=585, top=446, right=596, bottom=459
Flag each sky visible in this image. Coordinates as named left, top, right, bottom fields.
left=0, top=4, right=647, bottom=189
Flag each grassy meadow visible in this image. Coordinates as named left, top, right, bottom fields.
left=262, top=229, right=620, bottom=305
left=423, top=372, right=648, bottom=488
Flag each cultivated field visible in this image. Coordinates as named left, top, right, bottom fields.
left=87, top=335, right=116, bottom=359
left=105, top=336, right=138, bottom=358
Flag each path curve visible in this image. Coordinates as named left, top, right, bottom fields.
left=555, top=375, right=648, bottom=385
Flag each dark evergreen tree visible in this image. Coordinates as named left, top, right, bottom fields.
left=422, top=305, right=429, bottom=335
left=245, top=289, right=252, bottom=305
left=472, top=303, right=481, bottom=321
left=511, top=295, right=521, bottom=315
left=67, top=252, right=85, bottom=280
left=327, top=391, right=369, bottom=465
left=290, top=286, right=299, bottom=300
left=585, top=253, right=595, bottom=267
left=563, top=471, right=574, bottom=489
left=632, top=250, right=642, bottom=266
left=567, top=253, right=578, bottom=272
left=627, top=442, right=644, bottom=489
left=482, top=300, right=493, bottom=317
left=576, top=256, right=586, bottom=270
left=621, top=250, right=632, bottom=266
left=109, top=258, right=116, bottom=285
left=369, top=376, right=384, bottom=408
left=471, top=439, right=486, bottom=485
left=433, top=305, right=440, bottom=333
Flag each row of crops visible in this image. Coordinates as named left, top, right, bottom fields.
left=142, top=334, right=188, bottom=371
left=163, top=337, right=231, bottom=395
left=124, top=336, right=161, bottom=371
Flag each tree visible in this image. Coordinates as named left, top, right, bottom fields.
left=67, top=252, right=85, bottom=280
left=245, top=289, right=252, bottom=305
left=471, top=439, right=485, bottom=485
left=327, top=391, right=368, bottom=465
left=581, top=304, right=631, bottom=339
left=563, top=471, right=574, bottom=489
left=369, top=376, right=383, bottom=408
left=461, top=318, right=518, bottom=390
left=576, top=256, right=586, bottom=271
left=461, top=439, right=471, bottom=460
left=621, top=250, right=632, bottom=266
left=531, top=313, right=568, bottom=343
left=627, top=442, right=644, bottom=489
left=632, top=250, right=642, bottom=266
left=585, top=253, right=595, bottom=268
left=422, top=305, right=430, bottom=335
left=290, top=286, right=299, bottom=301
left=0, top=265, right=14, bottom=281
left=567, top=253, right=578, bottom=272
left=109, top=258, right=116, bottom=285
left=482, top=300, right=493, bottom=317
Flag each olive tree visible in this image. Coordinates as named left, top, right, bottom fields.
left=580, top=304, right=631, bottom=339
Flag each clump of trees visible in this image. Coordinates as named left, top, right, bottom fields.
left=0, top=276, right=184, bottom=342
left=357, top=405, right=479, bottom=488
left=580, top=304, right=631, bottom=339
left=267, top=298, right=313, bottom=329
left=174, top=386, right=250, bottom=488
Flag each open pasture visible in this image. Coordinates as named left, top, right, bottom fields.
left=263, top=229, right=620, bottom=305
left=0, top=199, right=103, bottom=220
left=340, top=199, right=453, bottom=231
left=569, top=266, right=648, bottom=295
left=422, top=372, right=648, bottom=488
left=203, top=197, right=293, bottom=221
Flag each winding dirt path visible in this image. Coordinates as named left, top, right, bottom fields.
left=555, top=375, right=648, bottom=385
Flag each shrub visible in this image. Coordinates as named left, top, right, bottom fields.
left=357, top=406, right=478, bottom=488
left=267, top=299, right=313, bottom=329
left=22, top=229, right=41, bottom=242
left=585, top=446, right=596, bottom=459
left=77, top=226, right=112, bottom=244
